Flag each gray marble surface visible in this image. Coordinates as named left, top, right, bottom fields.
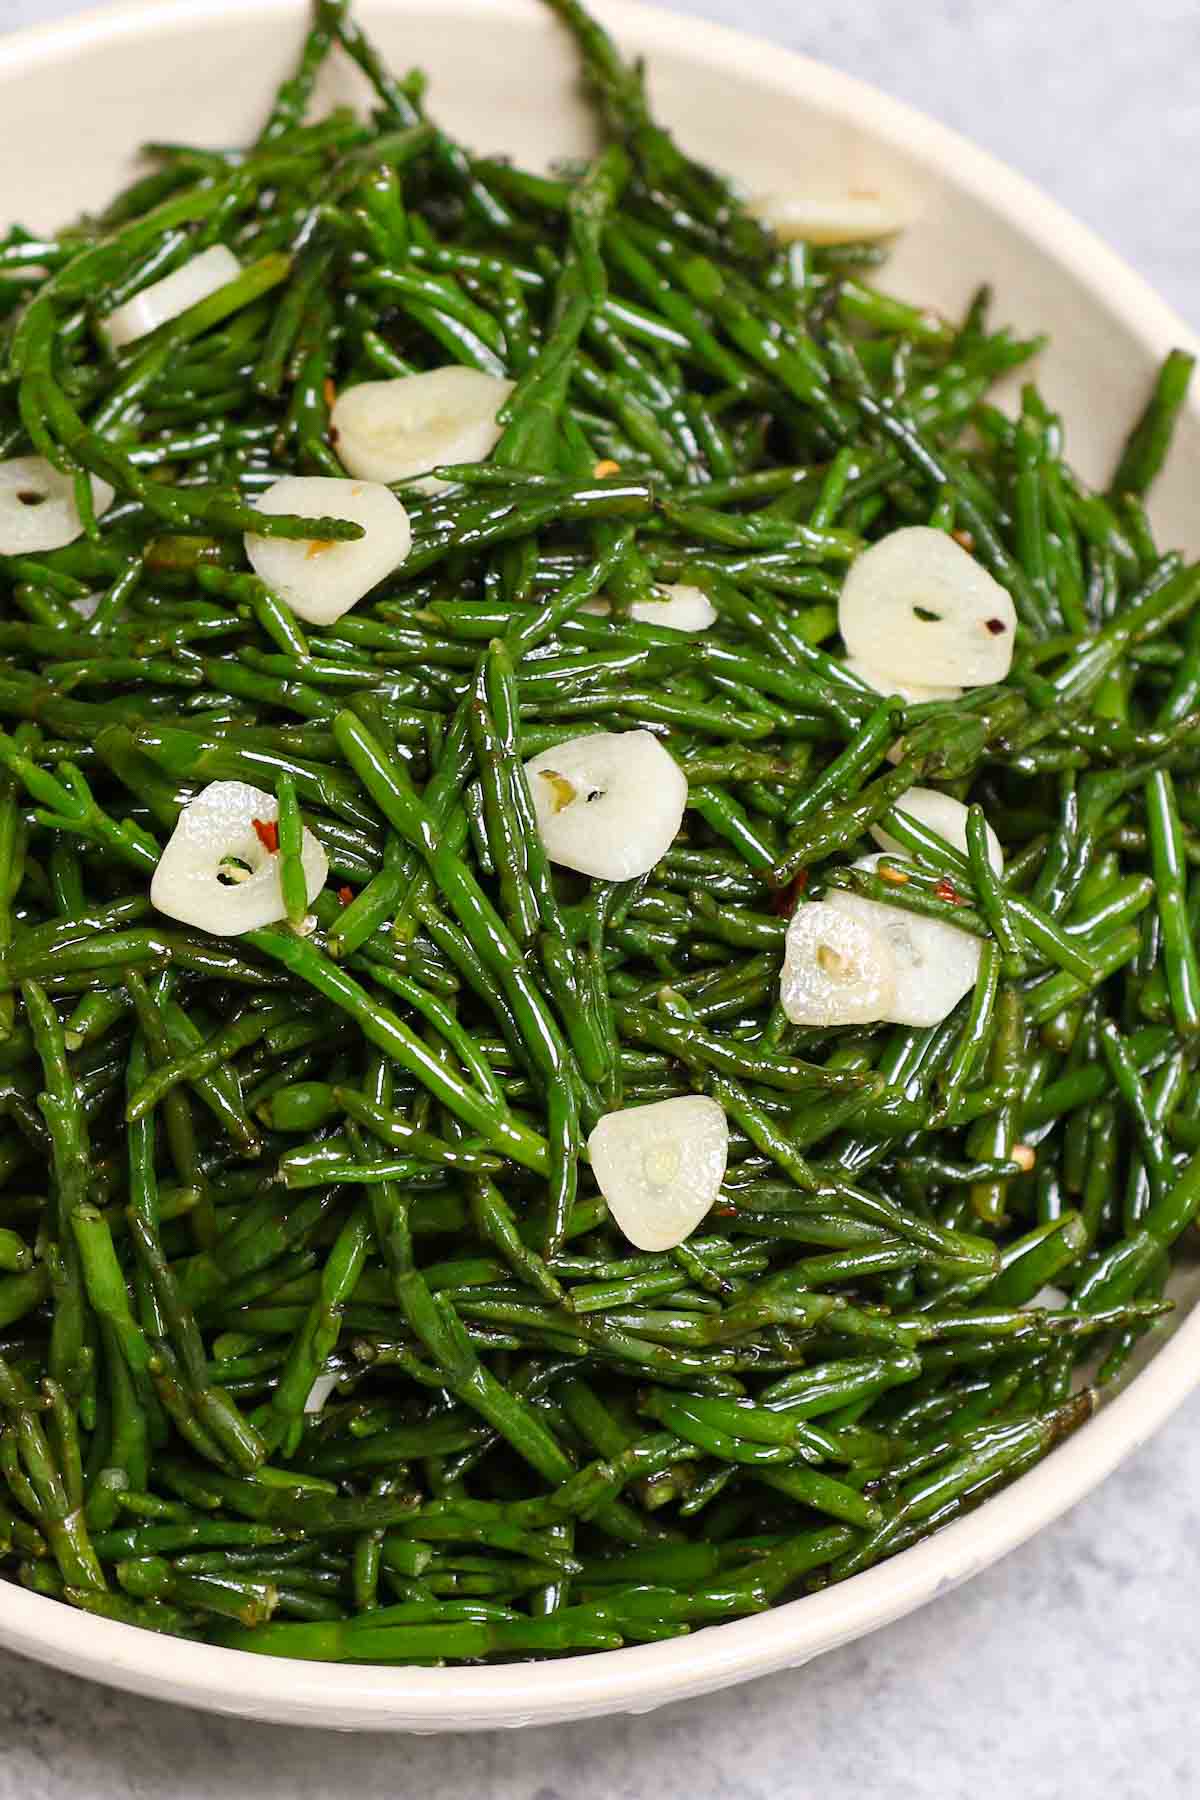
left=0, top=0, right=1198, bottom=1795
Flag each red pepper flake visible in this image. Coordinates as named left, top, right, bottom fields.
left=252, top=818, right=279, bottom=854
left=337, top=885, right=355, bottom=907
left=323, top=377, right=337, bottom=411
left=770, top=868, right=810, bottom=916
left=951, top=528, right=976, bottom=552
left=934, top=877, right=961, bottom=905
left=878, top=863, right=909, bottom=885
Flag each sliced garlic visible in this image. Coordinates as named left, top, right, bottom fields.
left=244, top=476, right=411, bottom=626
left=828, top=855, right=980, bottom=1026
left=581, top=584, right=717, bottom=634
left=150, top=780, right=328, bottom=937
left=524, top=730, right=687, bottom=881
left=102, top=245, right=241, bottom=349
left=303, top=1372, right=340, bottom=1415
left=753, top=186, right=913, bottom=246
left=0, top=458, right=114, bottom=555
left=1023, top=1284, right=1069, bottom=1312
left=588, top=1095, right=728, bottom=1252
left=839, top=527, right=1017, bottom=689
left=844, top=656, right=963, bottom=707
left=871, top=787, right=1003, bottom=873
left=779, top=900, right=897, bottom=1026
left=331, top=368, right=515, bottom=494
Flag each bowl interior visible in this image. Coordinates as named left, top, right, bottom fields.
left=1, top=0, right=1199, bottom=1732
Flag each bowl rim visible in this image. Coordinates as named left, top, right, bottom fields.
left=2, top=0, right=1199, bottom=1732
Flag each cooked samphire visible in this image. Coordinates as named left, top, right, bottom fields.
left=0, top=0, right=1195, bottom=1666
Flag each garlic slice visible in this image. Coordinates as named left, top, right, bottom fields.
left=331, top=368, right=515, bottom=494
left=244, top=476, right=411, bottom=625
left=150, top=780, right=328, bottom=936
left=588, top=1095, right=728, bottom=1252
left=1023, top=1284, right=1069, bottom=1312
left=871, top=787, right=1003, bottom=873
left=0, top=458, right=113, bottom=555
left=581, top=584, right=717, bottom=634
left=828, top=855, right=980, bottom=1026
left=102, top=245, right=241, bottom=349
left=524, top=730, right=687, bottom=881
left=303, top=1373, right=340, bottom=1415
left=753, top=187, right=913, bottom=246
left=779, top=900, right=897, bottom=1026
left=844, top=656, right=963, bottom=707
left=839, top=527, right=1017, bottom=688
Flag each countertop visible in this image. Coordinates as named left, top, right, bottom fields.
left=1, top=1, right=1198, bottom=1795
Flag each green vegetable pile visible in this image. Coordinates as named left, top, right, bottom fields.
left=0, top=0, right=1195, bottom=1663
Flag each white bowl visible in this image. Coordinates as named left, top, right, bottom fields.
left=2, top=0, right=1198, bottom=1734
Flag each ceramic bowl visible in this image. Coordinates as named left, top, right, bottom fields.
left=1, top=0, right=1197, bottom=1732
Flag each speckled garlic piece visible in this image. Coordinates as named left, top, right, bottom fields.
left=103, top=246, right=241, bottom=349
left=828, top=855, right=980, bottom=1026
left=524, top=730, right=687, bottom=881
left=150, top=781, right=328, bottom=936
left=0, top=458, right=113, bottom=555
left=331, top=368, right=514, bottom=494
left=244, top=476, right=411, bottom=625
left=839, top=527, right=1016, bottom=689
left=588, top=1095, right=728, bottom=1251
left=872, top=787, right=1003, bottom=873
left=779, top=900, right=897, bottom=1026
